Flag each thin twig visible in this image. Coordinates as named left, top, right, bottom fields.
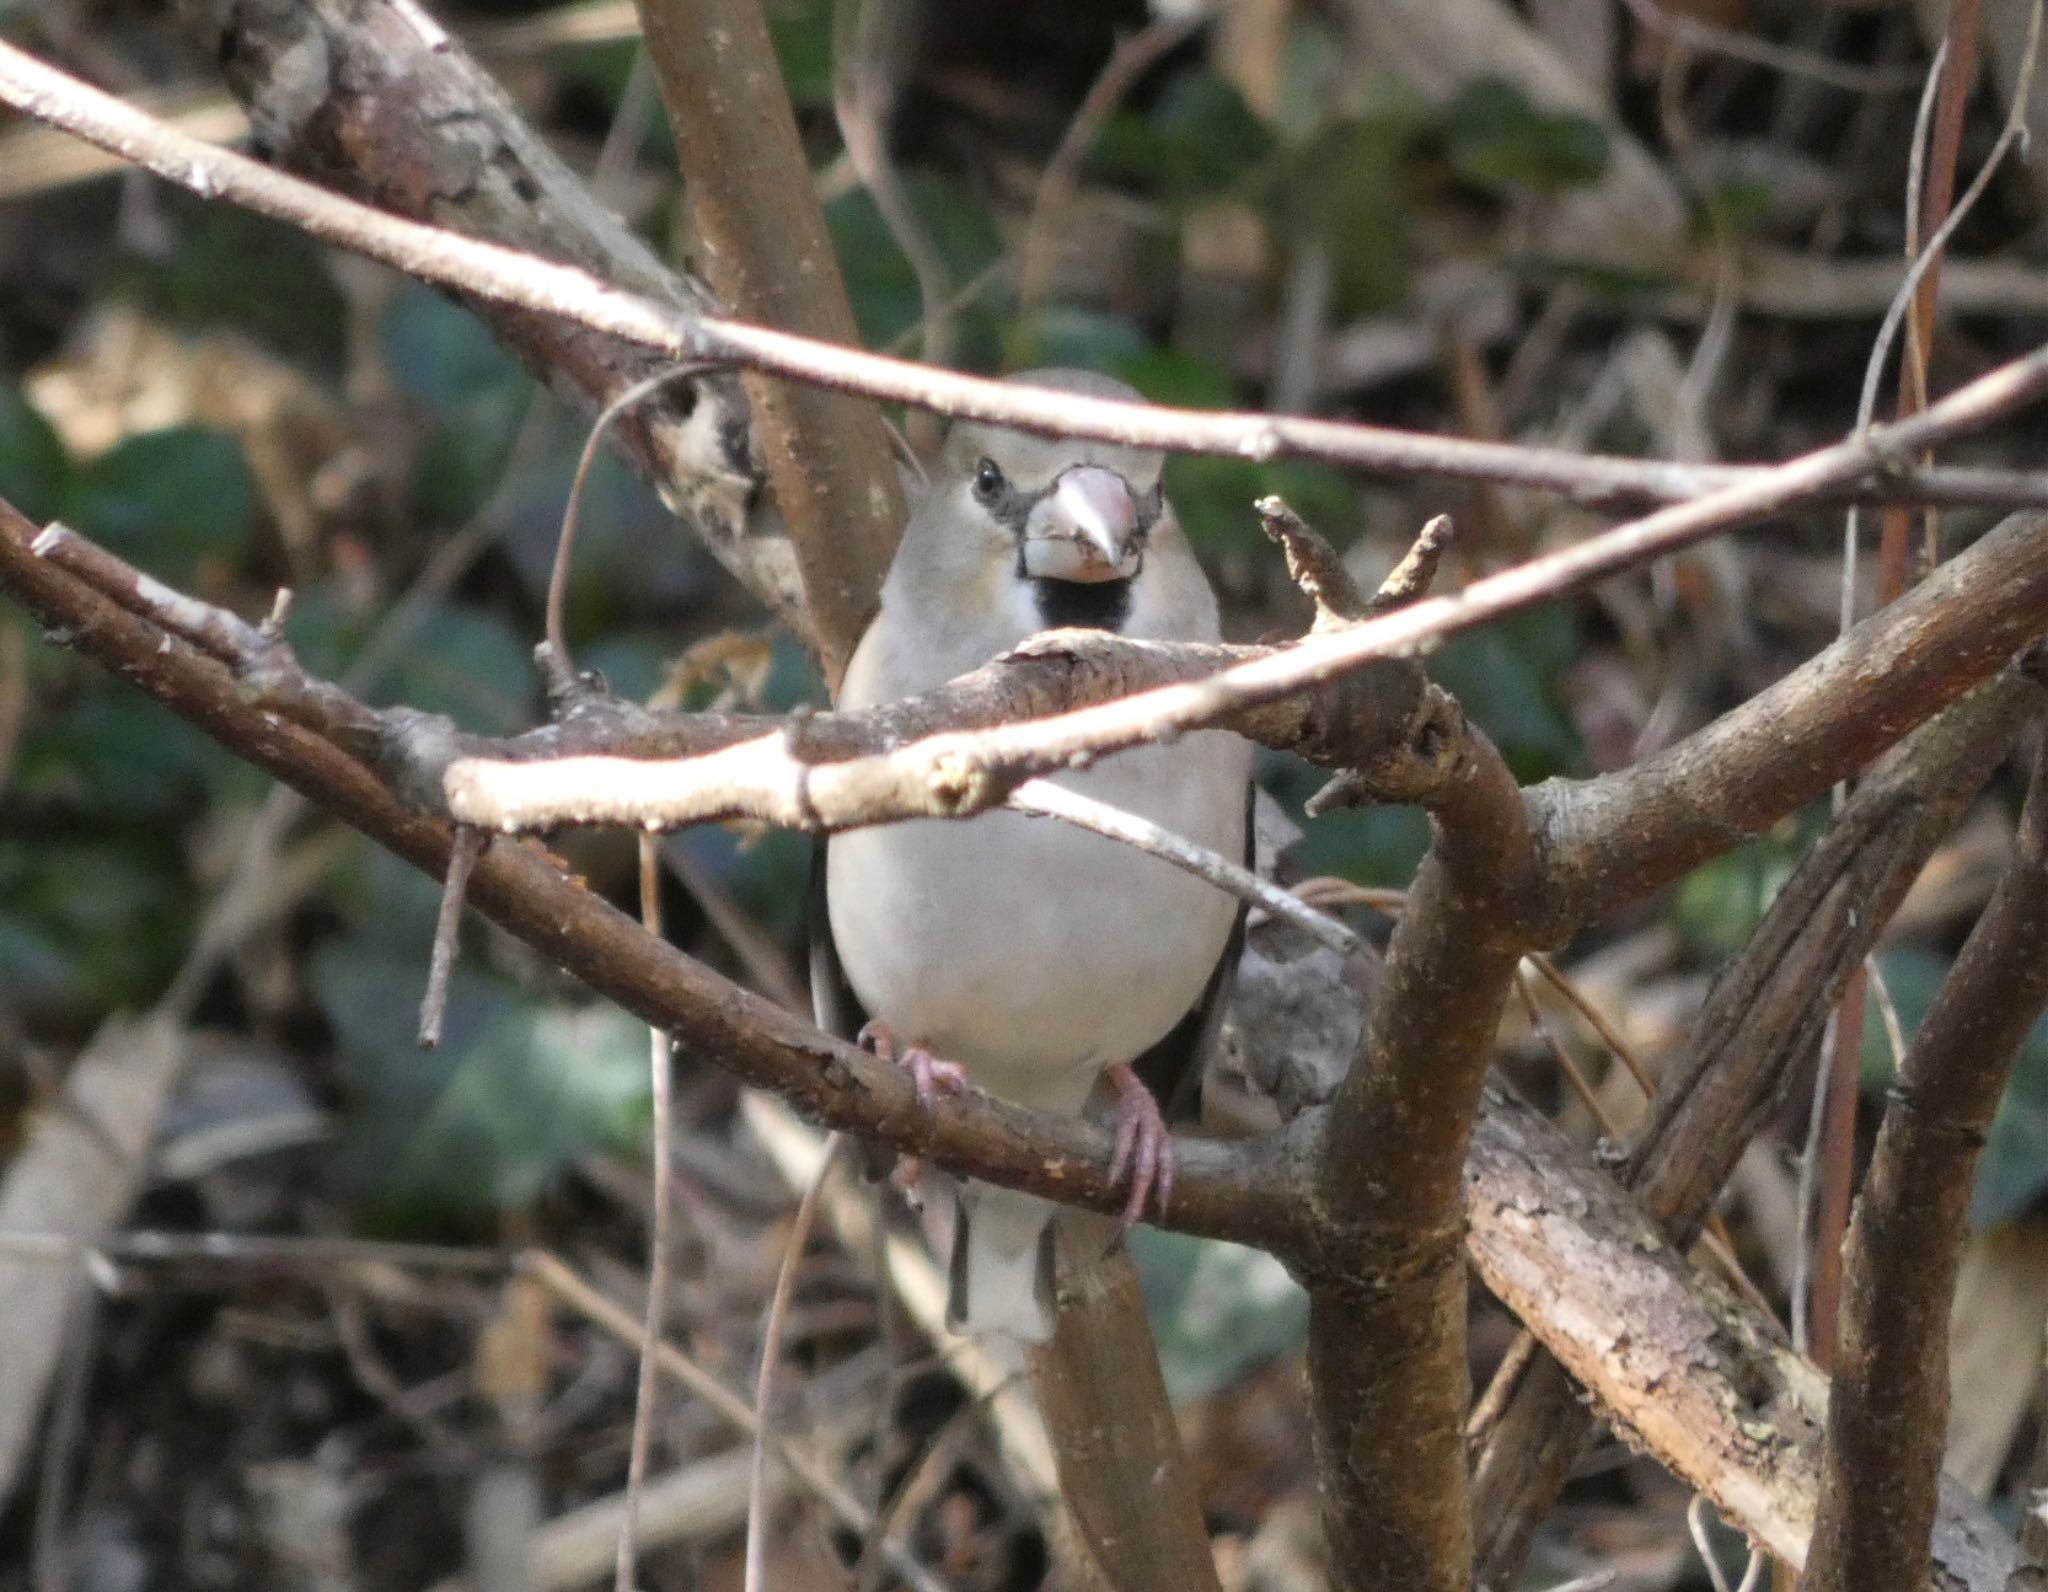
left=548, top=364, right=716, bottom=682
left=743, top=1134, right=844, bottom=1592
left=8, top=39, right=2048, bottom=512
left=1006, top=779, right=1359, bottom=954
left=1621, top=0, right=1927, bottom=93
left=614, top=835, right=675, bottom=1592
left=1368, top=514, right=1456, bottom=615
left=419, top=827, right=486, bottom=1049
left=832, top=0, right=952, bottom=377
left=1017, top=12, right=1204, bottom=311
left=525, top=1250, right=952, bottom=1592
left=1686, top=1494, right=1764, bottom=1592
left=448, top=411, right=2048, bottom=842
left=0, top=1229, right=507, bottom=1272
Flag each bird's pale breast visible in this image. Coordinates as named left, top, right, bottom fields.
left=826, top=731, right=1246, bottom=1113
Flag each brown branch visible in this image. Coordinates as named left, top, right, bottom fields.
left=0, top=498, right=1303, bottom=1257
left=1307, top=716, right=1532, bottom=1591
left=633, top=0, right=904, bottom=682
left=2, top=495, right=2030, bottom=1588
left=1807, top=732, right=2048, bottom=1592
left=1471, top=668, right=2042, bottom=1583
left=1466, top=1083, right=2019, bottom=1591
left=184, top=0, right=805, bottom=637
left=12, top=36, right=2048, bottom=515
left=419, top=511, right=2048, bottom=915
left=1540, top=510, right=2048, bottom=925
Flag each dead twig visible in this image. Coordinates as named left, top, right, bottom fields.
left=419, top=827, right=486, bottom=1049
left=9, top=39, right=2048, bottom=514
left=743, top=1135, right=844, bottom=1592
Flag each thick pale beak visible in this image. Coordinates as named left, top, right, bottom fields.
left=1020, top=466, right=1141, bottom=584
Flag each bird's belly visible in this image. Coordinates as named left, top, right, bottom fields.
left=826, top=733, right=1245, bottom=1110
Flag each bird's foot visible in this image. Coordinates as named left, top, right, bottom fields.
left=858, top=1020, right=967, bottom=1200
left=857, top=1019, right=968, bottom=1107
left=1106, top=1064, right=1175, bottom=1228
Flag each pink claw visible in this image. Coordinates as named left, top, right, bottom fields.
left=858, top=1020, right=967, bottom=1111
left=1106, top=1064, right=1175, bottom=1228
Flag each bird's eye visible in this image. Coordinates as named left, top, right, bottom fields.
left=972, top=458, right=1005, bottom=503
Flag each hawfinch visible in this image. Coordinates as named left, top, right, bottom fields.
left=813, top=369, right=1252, bottom=1342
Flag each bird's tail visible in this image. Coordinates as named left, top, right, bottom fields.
left=947, top=1182, right=1058, bottom=1344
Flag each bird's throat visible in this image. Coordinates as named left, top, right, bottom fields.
left=1030, top=576, right=1131, bottom=632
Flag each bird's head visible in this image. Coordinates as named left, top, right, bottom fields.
left=903, top=369, right=1169, bottom=635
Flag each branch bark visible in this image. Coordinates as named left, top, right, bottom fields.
left=1541, top=510, right=2048, bottom=924
left=633, top=0, right=905, bottom=681
left=1807, top=731, right=2048, bottom=1592
left=1, top=495, right=2029, bottom=1591
left=184, top=0, right=806, bottom=635
left=14, top=34, right=2048, bottom=513
left=1471, top=665, right=2044, bottom=1583
left=1468, top=1083, right=2018, bottom=1591
left=1307, top=723, right=1535, bottom=1591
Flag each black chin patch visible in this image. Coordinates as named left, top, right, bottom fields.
left=1031, top=576, right=1132, bottom=632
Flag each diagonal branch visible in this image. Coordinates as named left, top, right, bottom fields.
left=1807, top=728, right=2048, bottom=1592
left=1540, top=512, right=2048, bottom=925
left=0, top=494, right=2028, bottom=1591
left=185, top=0, right=805, bottom=635
left=1471, top=666, right=2043, bottom=1583
left=1468, top=1082, right=2018, bottom=1590
left=421, top=513, right=2048, bottom=907
left=12, top=35, right=2048, bottom=514
left=0, top=497, right=1304, bottom=1256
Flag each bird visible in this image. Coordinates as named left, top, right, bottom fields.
left=811, top=368, right=1253, bottom=1344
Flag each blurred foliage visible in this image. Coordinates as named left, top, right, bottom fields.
left=1133, top=1228, right=1308, bottom=1404
left=67, top=425, right=256, bottom=581
left=116, top=198, right=351, bottom=371
left=0, top=381, right=66, bottom=522
left=0, top=10, right=2018, bottom=1298
left=1431, top=78, right=1608, bottom=196
left=1861, top=948, right=2048, bottom=1230
left=1096, top=74, right=1278, bottom=209
left=316, top=941, right=651, bottom=1230
left=828, top=174, right=1007, bottom=355
left=1674, top=810, right=1825, bottom=961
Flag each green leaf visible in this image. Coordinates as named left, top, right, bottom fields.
left=118, top=199, right=348, bottom=370
left=16, top=688, right=229, bottom=816
left=1859, top=948, right=2048, bottom=1229
left=382, top=285, right=524, bottom=410
left=277, top=587, right=536, bottom=733
left=1430, top=607, right=1585, bottom=781
left=316, top=945, right=650, bottom=1229
left=0, top=827, right=191, bottom=1017
left=63, top=426, right=256, bottom=582
left=1675, top=838, right=1795, bottom=961
left=1435, top=77, right=1610, bottom=195
left=1284, top=111, right=1419, bottom=316
left=1004, top=307, right=1152, bottom=376
left=378, top=599, right=536, bottom=734
left=770, top=0, right=834, bottom=108
left=0, top=383, right=70, bottom=522
left=414, top=383, right=533, bottom=524
left=1132, top=1229, right=1308, bottom=1404
left=1265, top=751, right=1432, bottom=886
left=1106, top=346, right=1238, bottom=410
left=1094, top=74, right=1277, bottom=207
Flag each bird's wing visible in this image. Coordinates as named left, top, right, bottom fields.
left=807, top=835, right=867, bottom=1043
left=1128, top=779, right=1255, bottom=1122
left=809, top=838, right=900, bottom=1181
